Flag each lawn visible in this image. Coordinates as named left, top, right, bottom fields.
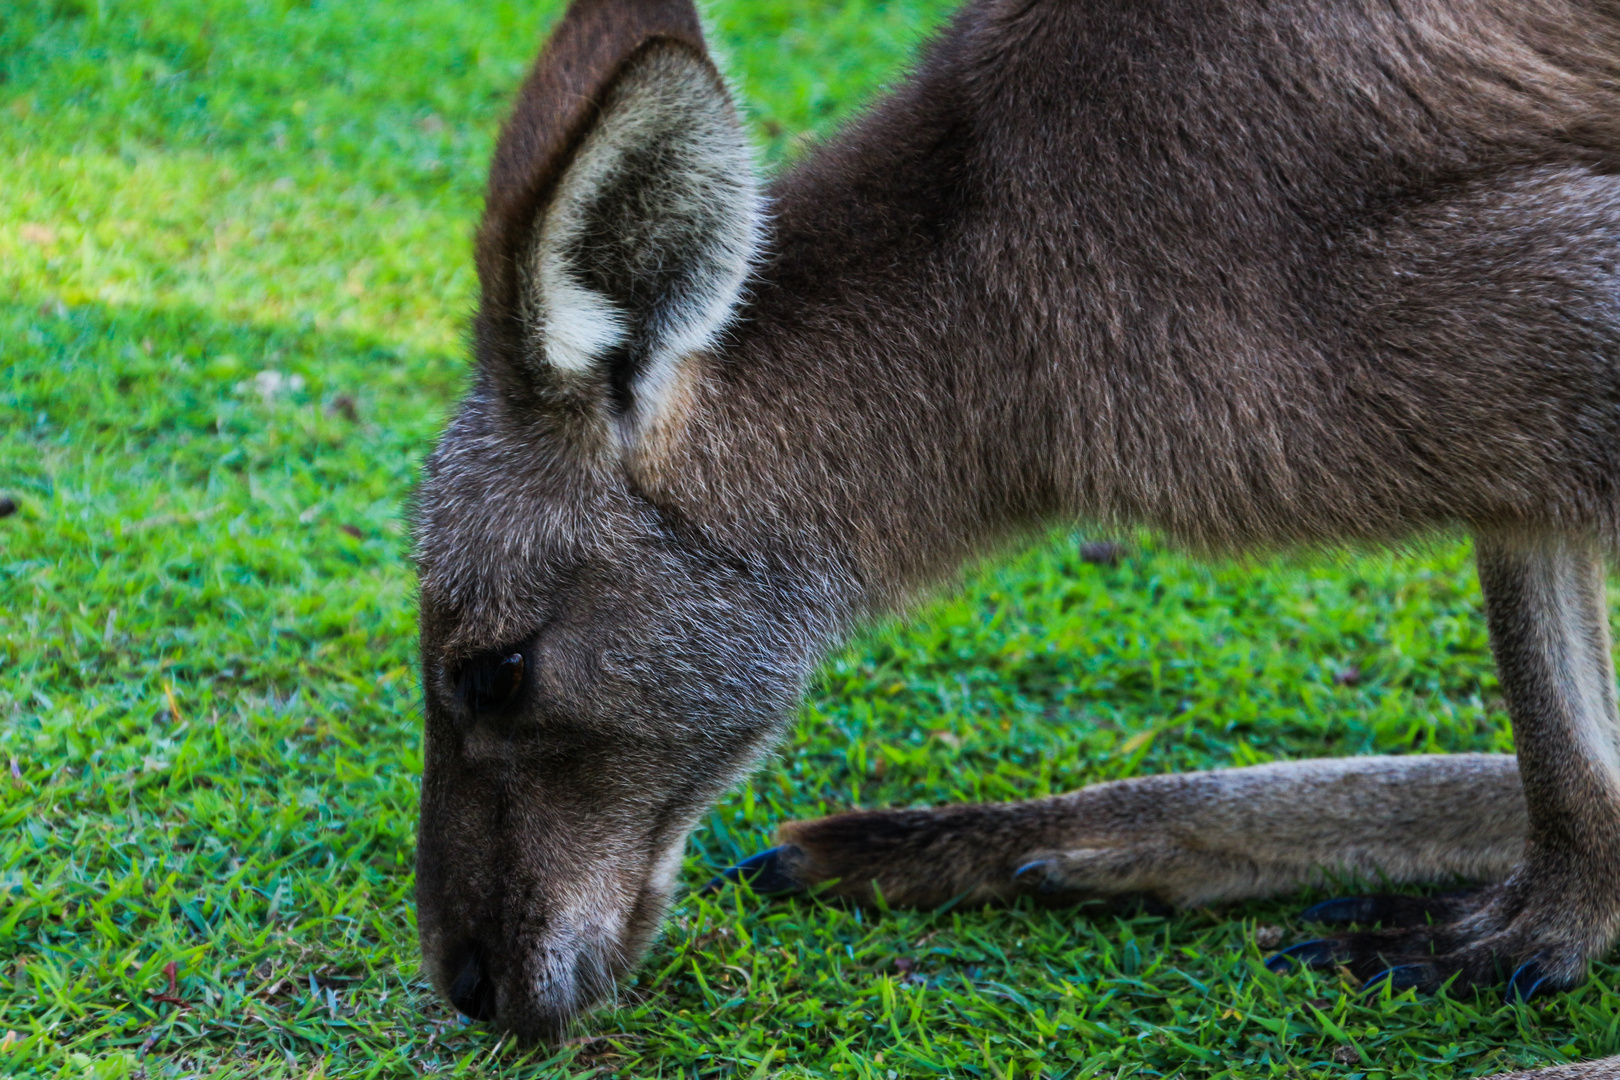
left=2, top=0, right=1617, bottom=1076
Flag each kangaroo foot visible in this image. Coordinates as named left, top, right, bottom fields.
left=1267, top=871, right=1614, bottom=1000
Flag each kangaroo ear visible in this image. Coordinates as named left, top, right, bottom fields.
left=476, top=0, right=761, bottom=432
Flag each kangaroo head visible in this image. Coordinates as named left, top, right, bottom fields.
left=412, top=0, right=820, bottom=1041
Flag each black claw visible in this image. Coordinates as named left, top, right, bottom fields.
left=1507, top=959, right=1549, bottom=1003
left=1265, top=938, right=1341, bottom=973
left=1361, top=963, right=1431, bottom=996
left=1300, top=896, right=1383, bottom=926
left=699, top=845, right=807, bottom=897
left=1013, top=859, right=1059, bottom=893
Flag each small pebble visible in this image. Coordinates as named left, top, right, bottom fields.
left=326, top=394, right=359, bottom=422
left=0, top=497, right=15, bottom=519
left=1254, top=924, right=1284, bottom=949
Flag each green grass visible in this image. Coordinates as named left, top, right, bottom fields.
left=1, top=0, right=1616, bottom=1076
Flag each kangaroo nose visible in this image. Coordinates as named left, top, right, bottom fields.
left=448, top=946, right=498, bottom=1022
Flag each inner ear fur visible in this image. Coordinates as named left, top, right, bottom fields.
left=475, top=0, right=761, bottom=430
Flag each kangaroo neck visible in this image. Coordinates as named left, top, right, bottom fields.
left=628, top=62, right=1045, bottom=620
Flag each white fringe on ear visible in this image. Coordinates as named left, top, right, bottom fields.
left=534, top=258, right=628, bottom=374
left=524, top=44, right=763, bottom=426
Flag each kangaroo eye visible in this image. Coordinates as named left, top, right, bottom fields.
left=457, top=651, right=526, bottom=717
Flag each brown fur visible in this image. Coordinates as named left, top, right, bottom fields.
left=413, top=0, right=1620, bottom=1045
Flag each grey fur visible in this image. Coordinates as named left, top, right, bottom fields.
left=412, top=0, right=1620, bottom=1047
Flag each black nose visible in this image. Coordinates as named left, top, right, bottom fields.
left=448, top=946, right=498, bottom=1022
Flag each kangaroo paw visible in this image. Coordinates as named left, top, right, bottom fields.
left=699, top=845, right=809, bottom=898
left=1298, top=888, right=1485, bottom=928
left=766, top=805, right=1027, bottom=907
left=1269, top=876, right=1605, bottom=999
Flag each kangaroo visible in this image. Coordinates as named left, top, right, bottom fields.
left=410, top=0, right=1620, bottom=1055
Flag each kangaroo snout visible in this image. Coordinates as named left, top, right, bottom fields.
left=430, top=931, right=618, bottom=1039
left=418, top=843, right=669, bottom=1039
left=432, top=926, right=624, bottom=1040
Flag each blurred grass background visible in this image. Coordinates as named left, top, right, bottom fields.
left=1, top=0, right=1613, bottom=1076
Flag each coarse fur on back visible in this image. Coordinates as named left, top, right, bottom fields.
left=412, top=0, right=1620, bottom=1057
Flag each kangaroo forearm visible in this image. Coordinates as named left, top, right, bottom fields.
left=778, top=754, right=1527, bottom=908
